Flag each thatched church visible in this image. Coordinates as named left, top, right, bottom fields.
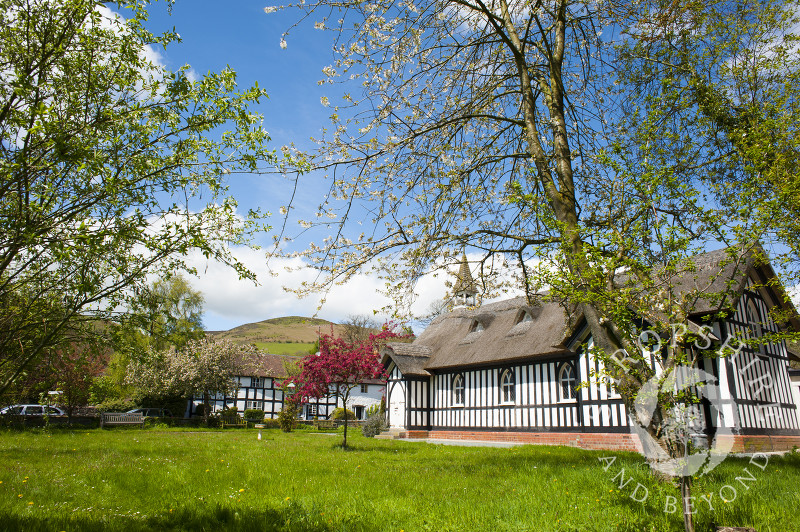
left=381, top=250, right=800, bottom=452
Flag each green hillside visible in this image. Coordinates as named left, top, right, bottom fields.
left=208, top=316, right=344, bottom=355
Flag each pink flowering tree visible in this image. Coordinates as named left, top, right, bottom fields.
left=286, top=324, right=411, bottom=448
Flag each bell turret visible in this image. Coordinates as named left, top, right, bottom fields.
left=452, top=252, right=477, bottom=307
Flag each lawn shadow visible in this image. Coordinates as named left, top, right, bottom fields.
left=0, top=501, right=373, bottom=532
left=326, top=441, right=416, bottom=454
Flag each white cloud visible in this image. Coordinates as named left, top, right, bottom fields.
left=188, top=246, right=530, bottom=333
left=188, top=247, right=409, bottom=331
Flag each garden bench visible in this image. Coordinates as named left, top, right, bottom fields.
left=100, top=412, right=144, bottom=428
left=221, top=415, right=247, bottom=428
left=314, top=420, right=336, bottom=429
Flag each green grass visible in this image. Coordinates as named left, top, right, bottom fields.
left=253, top=342, right=315, bottom=355
left=0, top=427, right=798, bottom=531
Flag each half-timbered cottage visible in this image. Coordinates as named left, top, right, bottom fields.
left=382, top=249, right=800, bottom=452
left=187, top=352, right=384, bottom=420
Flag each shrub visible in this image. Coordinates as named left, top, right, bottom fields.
left=261, top=418, right=280, bottom=429
left=361, top=413, right=387, bottom=438
left=95, top=399, right=137, bottom=413
left=331, top=407, right=355, bottom=420
left=193, top=404, right=210, bottom=417
left=244, top=409, right=264, bottom=422
left=278, top=402, right=298, bottom=432
left=365, top=404, right=381, bottom=418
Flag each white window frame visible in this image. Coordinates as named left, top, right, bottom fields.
left=500, top=369, right=515, bottom=404
left=453, top=374, right=465, bottom=406
left=559, top=363, right=577, bottom=402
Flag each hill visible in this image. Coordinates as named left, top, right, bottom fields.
left=208, top=316, right=345, bottom=355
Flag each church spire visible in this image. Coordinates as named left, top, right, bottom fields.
left=452, top=252, right=477, bottom=307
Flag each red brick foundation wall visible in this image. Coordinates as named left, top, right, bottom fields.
left=402, top=430, right=800, bottom=453
left=717, top=434, right=800, bottom=453
left=424, top=430, right=643, bottom=452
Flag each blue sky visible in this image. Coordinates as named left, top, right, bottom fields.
left=139, top=1, right=454, bottom=331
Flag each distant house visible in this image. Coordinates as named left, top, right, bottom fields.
left=381, top=249, right=800, bottom=452
left=187, top=352, right=384, bottom=420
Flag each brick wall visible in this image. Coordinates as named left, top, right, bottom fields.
left=717, top=434, right=800, bottom=453
left=424, top=430, right=643, bottom=452
left=400, top=430, right=800, bottom=453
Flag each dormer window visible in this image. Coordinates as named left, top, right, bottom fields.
left=472, top=321, right=485, bottom=333
left=519, top=311, right=533, bottom=323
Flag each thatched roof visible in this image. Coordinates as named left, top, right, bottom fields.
left=383, top=246, right=798, bottom=374
left=412, top=297, right=573, bottom=370
left=381, top=343, right=433, bottom=376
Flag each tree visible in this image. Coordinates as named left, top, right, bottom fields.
left=126, top=337, right=261, bottom=422
left=127, top=275, right=206, bottom=351
left=339, top=314, right=378, bottom=345
left=613, top=0, right=800, bottom=271
left=286, top=325, right=410, bottom=447
left=268, top=0, right=799, bottom=528
left=0, top=0, right=276, bottom=396
left=48, top=343, right=110, bottom=422
left=9, top=337, right=109, bottom=421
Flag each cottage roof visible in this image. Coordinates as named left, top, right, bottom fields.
left=242, top=353, right=302, bottom=379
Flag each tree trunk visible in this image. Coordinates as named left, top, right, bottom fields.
left=343, top=413, right=348, bottom=448
left=681, top=475, right=694, bottom=532
left=341, top=389, right=350, bottom=449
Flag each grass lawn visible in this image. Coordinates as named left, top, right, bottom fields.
left=0, top=427, right=798, bottom=531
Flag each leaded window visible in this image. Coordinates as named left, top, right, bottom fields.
left=559, top=363, right=577, bottom=401
left=501, top=369, right=515, bottom=403
left=453, top=374, right=465, bottom=405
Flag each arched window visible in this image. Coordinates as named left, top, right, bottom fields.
left=453, top=374, right=465, bottom=405
left=500, top=369, right=515, bottom=403
left=559, top=363, right=577, bottom=401
left=745, top=298, right=768, bottom=359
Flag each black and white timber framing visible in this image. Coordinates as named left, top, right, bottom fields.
left=187, top=375, right=338, bottom=419
left=187, top=353, right=384, bottom=420
left=382, top=249, right=800, bottom=439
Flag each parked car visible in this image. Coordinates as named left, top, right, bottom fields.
left=126, top=408, right=172, bottom=418
left=0, top=404, right=65, bottom=416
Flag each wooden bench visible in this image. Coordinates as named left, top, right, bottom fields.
left=100, top=412, right=144, bottom=428
left=314, top=420, right=336, bottom=430
left=221, top=415, right=247, bottom=428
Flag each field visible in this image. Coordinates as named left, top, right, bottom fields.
left=0, top=427, right=798, bottom=531
left=252, top=342, right=316, bottom=356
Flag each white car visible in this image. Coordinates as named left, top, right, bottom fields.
left=0, top=404, right=65, bottom=416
